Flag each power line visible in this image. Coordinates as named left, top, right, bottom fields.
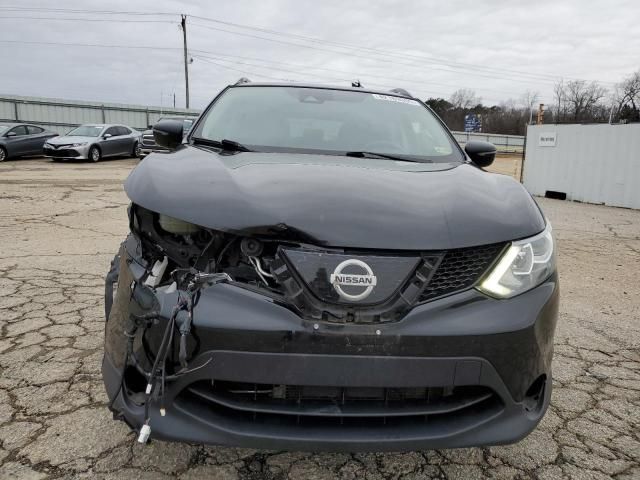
left=190, top=49, right=528, bottom=98
left=0, top=38, right=535, bottom=101
left=188, top=22, right=562, bottom=87
left=0, top=6, right=177, bottom=16
left=187, top=14, right=564, bottom=83
left=192, top=54, right=513, bottom=103
left=0, top=15, right=175, bottom=23
left=193, top=56, right=296, bottom=82
left=0, top=39, right=181, bottom=51
left=0, top=4, right=617, bottom=86
left=191, top=52, right=519, bottom=100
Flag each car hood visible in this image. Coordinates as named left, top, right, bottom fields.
left=125, top=146, right=545, bottom=250
left=47, top=135, right=97, bottom=145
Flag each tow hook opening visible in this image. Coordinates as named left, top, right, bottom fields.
left=523, top=374, right=546, bottom=413
left=123, top=366, right=148, bottom=398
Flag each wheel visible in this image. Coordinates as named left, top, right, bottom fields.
left=133, top=141, right=141, bottom=158
left=0, top=147, right=6, bottom=162
left=89, top=146, right=101, bottom=162
left=105, top=252, right=121, bottom=321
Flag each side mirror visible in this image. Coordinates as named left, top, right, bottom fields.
left=5, top=131, right=16, bottom=137
left=103, top=133, right=113, bottom=139
left=465, top=141, right=496, bottom=167
left=153, top=119, right=184, bottom=150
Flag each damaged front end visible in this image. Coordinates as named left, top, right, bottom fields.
left=102, top=203, right=557, bottom=451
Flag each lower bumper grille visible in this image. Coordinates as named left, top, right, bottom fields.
left=176, top=380, right=503, bottom=430
left=46, top=148, right=79, bottom=157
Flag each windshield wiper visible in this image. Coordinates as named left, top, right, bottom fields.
left=345, top=151, right=421, bottom=163
left=191, top=137, right=253, bottom=152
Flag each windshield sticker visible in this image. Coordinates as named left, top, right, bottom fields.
left=371, top=94, right=420, bottom=106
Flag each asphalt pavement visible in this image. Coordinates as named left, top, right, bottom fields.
left=0, top=156, right=638, bottom=479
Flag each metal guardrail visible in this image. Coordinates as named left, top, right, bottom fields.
left=452, top=131, right=525, bottom=153
left=0, top=94, right=200, bottom=134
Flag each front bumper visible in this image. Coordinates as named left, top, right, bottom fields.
left=139, top=145, right=168, bottom=157
left=103, top=239, right=559, bottom=451
left=43, top=144, right=90, bottom=159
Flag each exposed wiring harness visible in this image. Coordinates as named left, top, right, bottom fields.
left=134, top=270, right=230, bottom=444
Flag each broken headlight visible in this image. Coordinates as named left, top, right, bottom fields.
left=477, top=223, right=555, bottom=299
left=158, top=214, right=201, bottom=235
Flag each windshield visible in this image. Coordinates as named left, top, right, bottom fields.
left=0, top=125, right=10, bottom=135
left=191, top=86, right=462, bottom=163
left=67, top=125, right=103, bottom=137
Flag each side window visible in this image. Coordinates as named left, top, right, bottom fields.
left=104, top=127, right=118, bottom=137
left=120, top=126, right=132, bottom=135
left=27, top=125, right=44, bottom=134
left=9, top=125, right=28, bottom=136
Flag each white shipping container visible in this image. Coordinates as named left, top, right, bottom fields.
left=523, top=123, right=640, bottom=209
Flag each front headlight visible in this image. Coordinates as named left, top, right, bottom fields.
left=72, top=142, right=88, bottom=147
left=477, top=223, right=555, bottom=298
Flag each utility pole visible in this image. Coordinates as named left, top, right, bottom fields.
left=181, top=15, right=190, bottom=109
left=537, top=103, right=544, bottom=125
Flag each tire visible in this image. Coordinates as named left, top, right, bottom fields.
left=133, top=141, right=141, bottom=158
left=105, top=252, right=120, bottom=321
left=0, top=147, right=6, bottom=162
left=89, top=145, right=101, bottom=162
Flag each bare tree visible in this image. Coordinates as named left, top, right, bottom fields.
left=613, top=70, right=640, bottom=122
left=449, top=89, right=481, bottom=109
left=520, top=90, right=540, bottom=124
left=553, top=80, right=567, bottom=122
left=553, top=79, right=607, bottom=122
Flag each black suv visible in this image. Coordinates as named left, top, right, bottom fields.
left=103, top=81, right=558, bottom=451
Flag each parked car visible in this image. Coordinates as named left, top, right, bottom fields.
left=139, top=117, right=194, bottom=157
left=0, top=123, right=58, bottom=161
left=102, top=81, right=558, bottom=451
left=43, top=124, right=141, bottom=162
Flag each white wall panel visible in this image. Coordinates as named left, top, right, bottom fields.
left=523, top=124, right=640, bottom=209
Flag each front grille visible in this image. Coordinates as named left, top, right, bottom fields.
left=419, top=243, right=505, bottom=302
left=175, top=380, right=503, bottom=431
left=270, top=243, right=505, bottom=323
left=142, top=134, right=156, bottom=147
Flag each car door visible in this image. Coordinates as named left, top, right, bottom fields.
left=116, top=126, right=134, bottom=155
left=4, top=125, right=30, bottom=157
left=25, top=125, right=49, bottom=155
left=99, top=126, right=119, bottom=157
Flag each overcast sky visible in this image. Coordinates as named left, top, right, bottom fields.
left=0, top=0, right=638, bottom=110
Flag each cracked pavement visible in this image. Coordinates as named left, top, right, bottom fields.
left=0, top=157, right=638, bottom=479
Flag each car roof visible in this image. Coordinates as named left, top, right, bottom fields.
left=230, top=81, right=415, bottom=99
left=0, top=122, right=45, bottom=128
left=75, top=124, right=132, bottom=128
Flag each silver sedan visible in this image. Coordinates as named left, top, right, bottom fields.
left=43, top=124, right=141, bottom=162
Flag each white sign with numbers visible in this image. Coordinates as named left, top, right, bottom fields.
left=538, top=132, right=557, bottom=147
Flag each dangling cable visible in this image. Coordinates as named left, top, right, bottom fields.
left=138, top=298, right=183, bottom=443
